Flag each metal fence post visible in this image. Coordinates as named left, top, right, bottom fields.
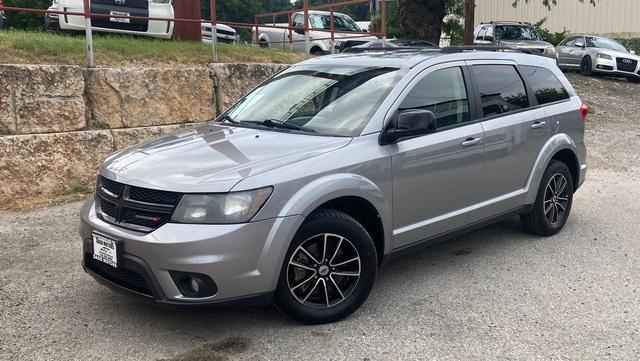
left=381, top=0, right=387, bottom=46
left=82, top=0, right=95, bottom=67
left=303, top=0, right=310, bottom=58
left=210, top=0, right=218, bottom=62
left=329, top=6, right=335, bottom=54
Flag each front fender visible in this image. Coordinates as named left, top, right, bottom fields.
left=278, top=173, right=393, bottom=254
left=525, top=133, right=579, bottom=204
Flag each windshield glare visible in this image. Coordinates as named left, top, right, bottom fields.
left=225, top=65, right=404, bottom=137
left=587, top=37, right=627, bottom=52
left=496, top=25, right=541, bottom=41
left=310, top=14, right=361, bottom=32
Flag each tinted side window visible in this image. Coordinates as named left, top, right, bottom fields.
left=400, top=67, right=470, bottom=129
left=564, top=38, right=577, bottom=47
left=472, top=65, right=529, bottom=117
left=521, top=66, right=570, bottom=105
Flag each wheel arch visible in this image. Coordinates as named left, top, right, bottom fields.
left=525, top=133, right=580, bottom=204
left=277, top=173, right=393, bottom=262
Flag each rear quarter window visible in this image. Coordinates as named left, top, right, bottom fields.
left=520, top=66, right=570, bottom=105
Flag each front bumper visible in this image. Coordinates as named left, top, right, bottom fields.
left=80, top=197, right=303, bottom=306
left=593, top=57, right=640, bottom=78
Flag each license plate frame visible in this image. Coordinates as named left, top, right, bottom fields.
left=109, top=10, right=131, bottom=24
left=92, top=233, right=122, bottom=269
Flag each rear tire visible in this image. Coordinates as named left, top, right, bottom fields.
left=521, top=160, right=574, bottom=236
left=580, top=56, right=593, bottom=76
left=274, top=209, right=377, bottom=324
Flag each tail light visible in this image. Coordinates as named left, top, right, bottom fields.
left=579, top=103, right=589, bottom=120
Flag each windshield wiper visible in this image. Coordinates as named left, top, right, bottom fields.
left=217, top=114, right=239, bottom=124
left=250, top=119, right=316, bottom=133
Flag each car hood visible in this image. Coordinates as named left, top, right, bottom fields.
left=498, top=39, right=553, bottom=48
left=590, top=48, right=640, bottom=60
left=100, top=124, right=351, bottom=193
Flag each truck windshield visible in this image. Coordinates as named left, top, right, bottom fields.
left=310, top=14, right=361, bottom=32
left=224, top=65, right=405, bottom=137
left=495, top=25, right=541, bottom=41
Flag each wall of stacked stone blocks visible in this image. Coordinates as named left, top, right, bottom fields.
left=0, top=63, right=289, bottom=202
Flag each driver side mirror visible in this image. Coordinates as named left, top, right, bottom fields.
left=380, top=109, right=436, bottom=145
left=293, top=27, right=305, bottom=35
left=575, top=41, right=585, bottom=48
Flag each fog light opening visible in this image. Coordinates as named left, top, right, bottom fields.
left=170, top=271, right=218, bottom=298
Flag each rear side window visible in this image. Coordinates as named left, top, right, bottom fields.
left=400, top=67, right=470, bottom=129
left=472, top=65, right=529, bottom=117
left=476, top=26, right=487, bottom=40
left=520, top=66, right=570, bottom=105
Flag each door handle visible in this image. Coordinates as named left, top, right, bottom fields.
left=461, top=137, right=482, bottom=147
left=531, top=121, right=547, bottom=129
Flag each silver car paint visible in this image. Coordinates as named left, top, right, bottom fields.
left=556, top=35, right=640, bottom=78
left=80, top=51, right=587, bottom=304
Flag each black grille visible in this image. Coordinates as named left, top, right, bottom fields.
left=96, top=176, right=180, bottom=232
left=127, top=186, right=181, bottom=206
left=98, top=176, right=124, bottom=197
left=85, top=255, right=152, bottom=296
left=91, top=19, right=149, bottom=32
left=616, top=58, right=638, bottom=72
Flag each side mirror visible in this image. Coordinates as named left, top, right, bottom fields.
left=380, top=109, right=436, bottom=145
left=575, top=41, right=585, bottom=48
left=293, top=27, right=305, bottom=35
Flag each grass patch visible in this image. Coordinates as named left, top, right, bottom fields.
left=0, top=30, right=303, bottom=66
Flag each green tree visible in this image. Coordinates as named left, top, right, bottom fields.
left=4, top=0, right=50, bottom=30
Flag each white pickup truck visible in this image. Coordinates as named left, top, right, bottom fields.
left=253, top=10, right=379, bottom=55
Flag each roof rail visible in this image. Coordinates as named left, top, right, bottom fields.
left=440, top=45, right=542, bottom=55
left=341, top=46, right=439, bottom=54
left=480, top=21, right=524, bottom=25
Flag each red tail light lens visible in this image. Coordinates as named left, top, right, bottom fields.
left=579, top=103, right=589, bottom=120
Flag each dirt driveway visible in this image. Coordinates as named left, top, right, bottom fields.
left=1, top=73, right=639, bottom=361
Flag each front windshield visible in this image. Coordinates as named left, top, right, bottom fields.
left=310, top=14, right=361, bottom=32
left=586, top=37, right=627, bottom=52
left=495, top=25, right=541, bottom=41
left=224, top=65, right=404, bottom=137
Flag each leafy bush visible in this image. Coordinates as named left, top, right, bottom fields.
left=531, top=17, right=568, bottom=46
left=4, top=0, right=50, bottom=30
left=615, top=38, right=640, bottom=54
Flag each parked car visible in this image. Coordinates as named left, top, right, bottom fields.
left=556, top=35, right=640, bottom=83
left=0, top=0, right=8, bottom=29
left=81, top=47, right=587, bottom=324
left=253, top=10, right=378, bottom=55
left=474, top=21, right=556, bottom=58
left=344, top=38, right=438, bottom=52
left=201, top=22, right=238, bottom=44
left=45, top=0, right=174, bottom=39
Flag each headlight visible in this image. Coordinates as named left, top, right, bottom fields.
left=545, top=47, right=556, bottom=54
left=171, top=187, right=273, bottom=224
left=596, top=53, right=613, bottom=60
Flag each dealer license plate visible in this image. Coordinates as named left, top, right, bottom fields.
left=92, top=233, right=119, bottom=268
left=109, top=11, right=130, bottom=24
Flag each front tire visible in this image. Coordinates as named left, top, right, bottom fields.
left=580, top=56, right=593, bottom=76
left=274, top=209, right=378, bottom=324
left=521, top=160, right=574, bottom=236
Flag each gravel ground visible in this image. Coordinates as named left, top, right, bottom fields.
left=1, top=73, right=639, bottom=361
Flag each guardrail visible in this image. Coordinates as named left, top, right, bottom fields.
left=0, top=0, right=388, bottom=66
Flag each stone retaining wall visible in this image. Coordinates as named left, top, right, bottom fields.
left=0, top=63, right=289, bottom=202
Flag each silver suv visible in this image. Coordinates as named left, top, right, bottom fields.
left=474, top=21, right=556, bottom=58
left=80, top=48, right=588, bottom=324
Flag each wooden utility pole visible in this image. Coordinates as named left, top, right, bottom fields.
left=464, top=0, right=475, bottom=45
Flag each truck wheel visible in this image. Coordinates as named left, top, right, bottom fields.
left=274, top=209, right=377, bottom=324
left=521, top=160, right=574, bottom=236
